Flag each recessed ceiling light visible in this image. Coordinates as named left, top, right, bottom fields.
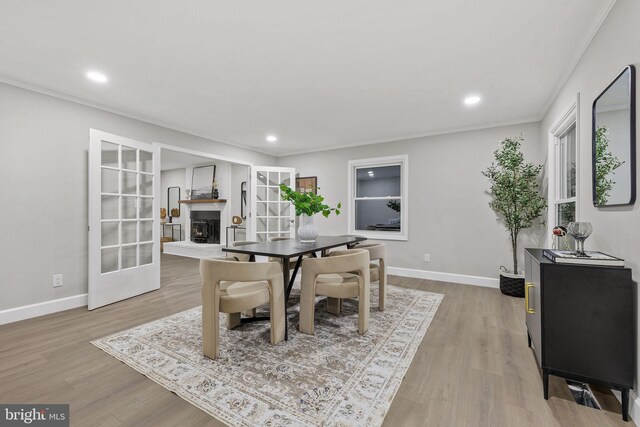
left=266, top=135, right=278, bottom=143
left=86, top=71, right=108, bottom=83
left=464, top=95, right=481, bottom=106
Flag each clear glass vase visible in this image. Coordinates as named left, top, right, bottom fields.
left=567, top=222, right=593, bottom=257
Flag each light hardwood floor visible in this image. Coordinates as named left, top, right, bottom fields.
left=0, top=254, right=631, bottom=426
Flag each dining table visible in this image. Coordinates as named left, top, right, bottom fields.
left=222, top=235, right=367, bottom=339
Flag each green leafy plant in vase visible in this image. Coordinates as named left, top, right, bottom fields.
left=279, top=184, right=341, bottom=242
left=482, top=135, right=546, bottom=297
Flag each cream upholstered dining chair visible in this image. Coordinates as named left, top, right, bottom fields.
left=328, top=242, right=386, bottom=311
left=269, top=236, right=293, bottom=242
left=268, top=236, right=295, bottom=268
left=299, top=249, right=370, bottom=335
left=200, top=257, right=285, bottom=359
left=352, top=243, right=386, bottom=311
left=229, top=240, right=259, bottom=261
left=228, top=240, right=260, bottom=317
left=268, top=236, right=314, bottom=267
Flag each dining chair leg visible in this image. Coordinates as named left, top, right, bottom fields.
left=269, top=281, right=286, bottom=345
left=379, top=260, right=386, bottom=311
left=241, top=308, right=257, bottom=318
left=327, top=297, right=342, bottom=315
left=358, top=277, right=370, bottom=335
left=299, top=280, right=316, bottom=335
left=227, top=312, right=241, bottom=329
left=202, top=286, right=221, bottom=359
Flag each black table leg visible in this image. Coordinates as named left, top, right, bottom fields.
left=282, top=258, right=290, bottom=340
left=249, top=254, right=256, bottom=262
left=286, top=256, right=303, bottom=299
left=622, top=388, right=629, bottom=421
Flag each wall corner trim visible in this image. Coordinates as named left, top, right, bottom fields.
left=387, top=267, right=499, bottom=288
left=0, top=294, right=88, bottom=325
left=629, top=391, right=639, bottom=423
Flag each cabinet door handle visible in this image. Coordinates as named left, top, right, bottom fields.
left=525, top=283, right=535, bottom=314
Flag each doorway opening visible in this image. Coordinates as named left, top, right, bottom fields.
left=159, top=146, right=250, bottom=272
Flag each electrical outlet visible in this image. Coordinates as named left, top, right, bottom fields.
left=424, top=254, right=431, bottom=262
left=53, top=274, right=63, bottom=287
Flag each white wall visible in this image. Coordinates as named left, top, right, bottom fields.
left=278, top=122, right=545, bottom=279
left=0, top=82, right=276, bottom=312
left=540, top=0, right=640, bottom=405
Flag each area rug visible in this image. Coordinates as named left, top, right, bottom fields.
left=92, top=285, right=443, bottom=426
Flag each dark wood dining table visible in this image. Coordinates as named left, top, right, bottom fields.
left=222, top=235, right=367, bottom=339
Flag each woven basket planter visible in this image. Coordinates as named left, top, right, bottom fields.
left=499, top=271, right=525, bottom=298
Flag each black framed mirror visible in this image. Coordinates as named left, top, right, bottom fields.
left=168, top=186, right=180, bottom=221
left=592, top=65, right=636, bottom=207
left=240, top=181, right=247, bottom=219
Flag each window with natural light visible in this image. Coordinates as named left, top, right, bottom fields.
left=555, top=123, right=577, bottom=226
left=348, top=155, right=408, bottom=240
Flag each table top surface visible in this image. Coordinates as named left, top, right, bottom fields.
left=222, top=235, right=367, bottom=258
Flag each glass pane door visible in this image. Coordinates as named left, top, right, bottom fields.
left=89, top=130, right=159, bottom=310
left=251, top=167, right=295, bottom=242
left=100, top=142, right=155, bottom=273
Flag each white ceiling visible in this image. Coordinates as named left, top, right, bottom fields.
left=0, top=1, right=615, bottom=156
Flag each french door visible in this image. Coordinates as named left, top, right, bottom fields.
left=88, top=130, right=160, bottom=310
left=248, top=166, right=296, bottom=242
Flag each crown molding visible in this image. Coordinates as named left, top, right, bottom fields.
left=0, top=76, right=276, bottom=158
left=275, top=117, right=541, bottom=158
left=538, top=0, right=617, bottom=120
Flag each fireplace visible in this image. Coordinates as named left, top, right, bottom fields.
left=190, top=211, right=221, bottom=244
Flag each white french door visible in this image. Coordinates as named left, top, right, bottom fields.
left=88, top=130, right=160, bottom=310
left=248, top=166, right=296, bottom=242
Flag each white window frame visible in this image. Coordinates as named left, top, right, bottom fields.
left=548, top=97, right=579, bottom=245
left=348, top=155, right=409, bottom=241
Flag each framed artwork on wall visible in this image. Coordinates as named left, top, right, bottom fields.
left=296, top=176, right=317, bottom=194
left=191, top=165, right=216, bottom=199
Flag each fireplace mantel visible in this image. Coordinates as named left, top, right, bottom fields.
left=179, top=199, right=227, bottom=204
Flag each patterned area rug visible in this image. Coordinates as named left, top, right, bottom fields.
left=92, top=285, right=443, bottom=426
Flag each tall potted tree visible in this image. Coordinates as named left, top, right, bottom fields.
left=279, top=184, right=341, bottom=242
left=482, top=136, right=546, bottom=297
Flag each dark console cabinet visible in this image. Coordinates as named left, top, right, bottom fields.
left=524, top=248, right=634, bottom=421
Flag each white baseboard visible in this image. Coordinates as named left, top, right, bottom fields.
left=0, top=294, right=88, bottom=325
left=387, top=267, right=499, bottom=288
